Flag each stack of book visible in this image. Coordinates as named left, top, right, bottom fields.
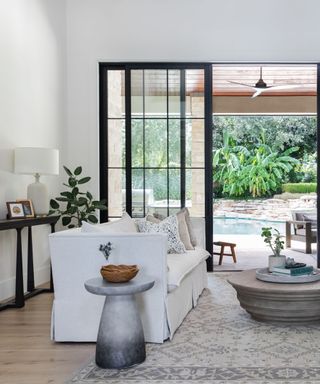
left=272, top=266, right=314, bottom=276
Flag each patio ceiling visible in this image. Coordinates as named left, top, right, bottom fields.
left=213, top=65, right=317, bottom=96
left=128, top=65, right=317, bottom=97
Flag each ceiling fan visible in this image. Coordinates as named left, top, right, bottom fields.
left=228, top=67, right=300, bottom=98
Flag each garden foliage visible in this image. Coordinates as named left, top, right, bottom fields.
left=282, top=183, right=317, bottom=194
left=129, top=116, right=317, bottom=200
left=213, top=131, right=299, bottom=197
left=213, top=116, right=317, bottom=198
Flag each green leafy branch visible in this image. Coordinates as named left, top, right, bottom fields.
left=49, top=166, right=107, bottom=228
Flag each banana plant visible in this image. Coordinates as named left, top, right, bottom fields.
left=213, top=131, right=299, bottom=197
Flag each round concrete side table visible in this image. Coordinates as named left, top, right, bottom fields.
left=85, top=276, right=154, bottom=369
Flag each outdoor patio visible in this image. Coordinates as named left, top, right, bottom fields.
left=214, top=234, right=317, bottom=271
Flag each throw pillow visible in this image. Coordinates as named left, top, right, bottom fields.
left=136, top=215, right=186, bottom=254
left=153, top=212, right=166, bottom=221
left=294, top=212, right=305, bottom=229
left=81, top=212, right=137, bottom=233
left=149, top=208, right=196, bottom=250
left=176, top=210, right=194, bottom=250
left=302, top=214, right=317, bottom=229
left=181, top=208, right=197, bottom=247
left=146, top=214, right=161, bottom=224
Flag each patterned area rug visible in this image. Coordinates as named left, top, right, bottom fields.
left=68, top=273, right=320, bottom=383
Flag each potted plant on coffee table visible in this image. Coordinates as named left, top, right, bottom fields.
left=261, top=227, right=286, bottom=272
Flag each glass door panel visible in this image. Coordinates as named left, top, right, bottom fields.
left=100, top=64, right=212, bottom=267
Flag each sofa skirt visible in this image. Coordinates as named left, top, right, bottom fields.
left=165, top=261, right=207, bottom=340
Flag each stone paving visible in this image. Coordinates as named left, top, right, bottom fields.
left=213, top=194, right=317, bottom=271
left=214, top=234, right=317, bottom=271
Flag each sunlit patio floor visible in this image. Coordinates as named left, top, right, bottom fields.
left=213, top=234, right=317, bottom=271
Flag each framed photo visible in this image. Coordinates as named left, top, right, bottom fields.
left=16, top=199, right=35, bottom=218
left=6, top=202, right=25, bottom=219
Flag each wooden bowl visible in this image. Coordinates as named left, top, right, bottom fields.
left=100, top=264, right=139, bottom=283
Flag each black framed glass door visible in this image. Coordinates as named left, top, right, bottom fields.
left=99, top=63, right=213, bottom=270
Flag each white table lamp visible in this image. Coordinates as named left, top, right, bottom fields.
left=14, top=147, right=59, bottom=215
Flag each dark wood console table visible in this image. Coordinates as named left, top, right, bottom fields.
left=0, top=216, right=59, bottom=311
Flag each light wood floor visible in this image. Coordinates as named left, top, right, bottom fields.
left=0, top=292, right=94, bottom=384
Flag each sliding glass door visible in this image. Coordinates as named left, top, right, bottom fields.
left=100, top=63, right=213, bottom=269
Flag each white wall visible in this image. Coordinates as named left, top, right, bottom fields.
left=65, top=0, right=320, bottom=200
left=1, top=0, right=319, bottom=300
left=0, top=0, right=66, bottom=300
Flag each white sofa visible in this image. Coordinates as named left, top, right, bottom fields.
left=49, top=217, right=209, bottom=344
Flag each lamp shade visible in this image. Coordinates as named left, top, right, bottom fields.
left=14, top=147, right=59, bottom=175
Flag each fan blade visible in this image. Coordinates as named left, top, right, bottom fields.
left=252, top=84, right=302, bottom=98
left=251, top=89, right=265, bottom=98
left=228, top=81, right=255, bottom=89
left=266, top=84, right=301, bottom=91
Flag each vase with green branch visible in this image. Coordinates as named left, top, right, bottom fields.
left=49, top=166, right=107, bottom=228
left=261, top=227, right=286, bottom=272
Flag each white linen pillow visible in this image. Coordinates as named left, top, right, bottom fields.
left=81, top=221, right=104, bottom=233
left=136, top=215, right=186, bottom=254
left=176, top=209, right=194, bottom=250
left=81, top=212, right=137, bottom=233
left=182, top=208, right=197, bottom=247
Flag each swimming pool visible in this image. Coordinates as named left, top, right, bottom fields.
left=213, top=217, right=285, bottom=235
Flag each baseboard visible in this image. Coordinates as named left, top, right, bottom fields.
left=0, top=265, right=50, bottom=302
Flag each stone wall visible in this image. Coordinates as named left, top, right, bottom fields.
left=107, top=71, right=123, bottom=217
left=214, top=196, right=317, bottom=221
left=190, top=95, right=205, bottom=217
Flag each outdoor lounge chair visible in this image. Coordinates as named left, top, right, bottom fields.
left=285, top=209, right=317, bottom=254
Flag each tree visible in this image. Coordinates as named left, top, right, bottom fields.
left=213, top=115, right=316, bottom=155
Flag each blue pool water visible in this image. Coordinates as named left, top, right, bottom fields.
left=214, top=217, right=285, bottom=235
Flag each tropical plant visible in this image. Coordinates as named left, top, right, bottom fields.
left=213, top=130, right=299, bottom=197
left=213, top=130, right=249, bottom=195
left=243, top=145, right=299, bottom=197
left=49, top=166, right=107, bottom=228
left=261, top=227, right=284, bottom=257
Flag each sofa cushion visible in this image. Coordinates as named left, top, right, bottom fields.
left=296, top=228, right=317, bottom=237
left=81, top=212, right=137, bottom=233
left=167, top=247, right=209, bottom=289
left=137, top=215, right=186, bottom=254
left=302, top=214, right=317, bottom=229
left=292, top=210, right=316, bottom=230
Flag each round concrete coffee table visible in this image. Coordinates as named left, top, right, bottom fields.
left=228, top=269, right=320, bottom=323
left=85, top=276, right=154, bottom=369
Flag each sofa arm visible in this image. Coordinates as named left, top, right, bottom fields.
left=49, top=232, right=168, bottom=297
left=49, top=232, right=169, bottom=343
left=286, top=220, right=313, bottom=233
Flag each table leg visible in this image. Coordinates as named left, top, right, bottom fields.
left=15, top=228, right=24, bottom=308
left=219, top=245, right=224, bottom=265
left=49, top=223, right=56, bottom=292
left=96, top=294, right=146, bottom=369
left=27, top=226, right=35, bottom=292
left=231, top=245, right=237, bottom=263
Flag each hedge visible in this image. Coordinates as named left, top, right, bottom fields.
left=282, top=183, right=317, bottom=194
